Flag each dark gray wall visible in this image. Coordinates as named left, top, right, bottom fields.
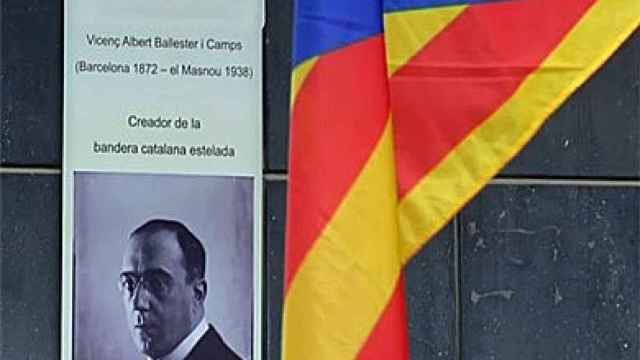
left=1, top=0, right=638, bottom=358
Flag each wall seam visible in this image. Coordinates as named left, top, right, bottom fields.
left=263, top=173, right=640, bottom=187
left=0, top=167, right=62, bottom=175
left=453, top=215, right=462, bottom=360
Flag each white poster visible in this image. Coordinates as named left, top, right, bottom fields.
left=63, top=1, right=264, bottom=359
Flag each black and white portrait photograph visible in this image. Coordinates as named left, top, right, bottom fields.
left=73, top=172, right=254, bottom=360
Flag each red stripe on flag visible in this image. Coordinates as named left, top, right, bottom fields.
left=391, top=0, right=596, bottom=197
left=286, top=35, right=390, bottom=290
left=357, top=275, right=409, bottom=360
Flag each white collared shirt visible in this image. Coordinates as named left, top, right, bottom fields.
left=150, top=318, right=208, bottom=360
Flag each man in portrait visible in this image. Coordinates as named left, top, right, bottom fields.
left=119, top=219, right=242, bottom=360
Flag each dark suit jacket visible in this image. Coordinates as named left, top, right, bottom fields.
left=185, top=325, right=242, bottom=360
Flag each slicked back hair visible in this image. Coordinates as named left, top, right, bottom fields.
left=130, top=219, right=206, bottom=283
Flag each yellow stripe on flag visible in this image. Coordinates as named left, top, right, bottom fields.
left=384, top=5, right=467, bottom=75
left=291, top=57, right=319, bottom=109
left=397, top=0, right=640, bottom=263
left=283, top=120, right=402, bottom=360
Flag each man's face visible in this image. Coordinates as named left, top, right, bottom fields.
left=120, top=230, right=197, bottom=358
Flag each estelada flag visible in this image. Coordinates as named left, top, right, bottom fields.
left=284, top=1, right=639, bottom=359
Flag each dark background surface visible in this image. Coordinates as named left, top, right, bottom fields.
left=1, top=0, right=639, bottom=358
